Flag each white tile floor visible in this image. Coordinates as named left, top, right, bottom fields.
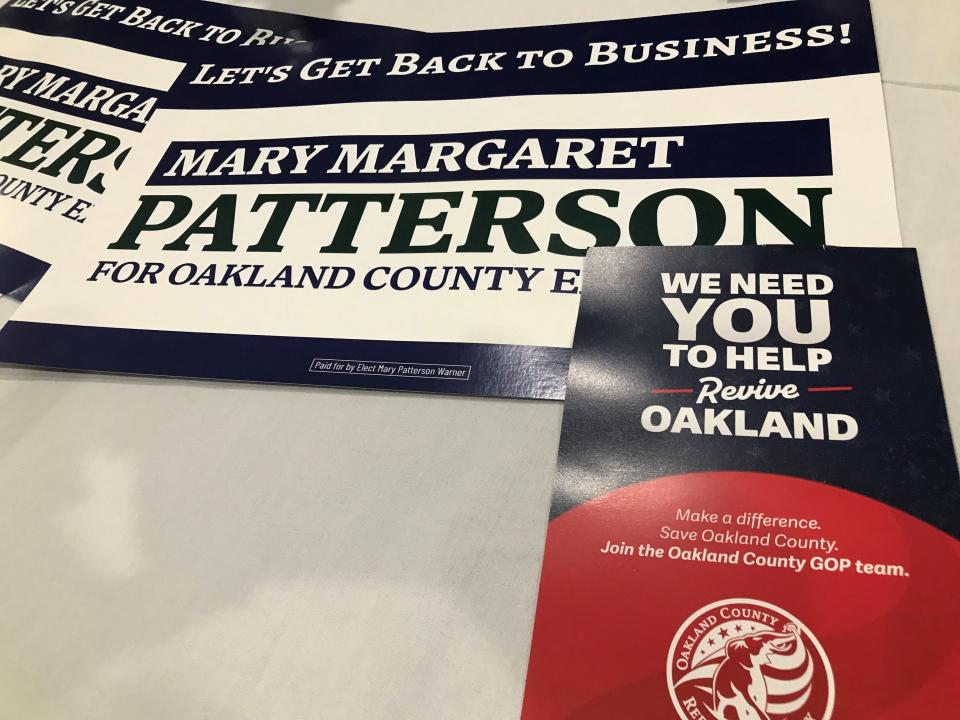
left=0, top=3, right=956, bottom=719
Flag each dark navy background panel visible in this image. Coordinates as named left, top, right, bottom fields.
left=165, top=0, right=880, bottom=109
left=0, top=321, right=570, bottom=400
left=555, top=246, right=960, bottom=538
left=0, top=244, right=49, bottom=301
left=0, top=55, right=161, bottom=132
left=146, top=119, right=832, bottom=186
left=0, top=1, right=416, bottom=63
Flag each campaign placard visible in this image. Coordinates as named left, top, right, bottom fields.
left=521, top=246, right=959, bottom=717
left=0, top=1, right=408, bottom=59
left=0, top=0, right=903, bottom=398
left=0, top=22, right=181, bottom=297
left=0, top=1, right=412, bottom=298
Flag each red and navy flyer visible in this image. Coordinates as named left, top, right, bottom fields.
left=521, top=246, right=959, bottom=719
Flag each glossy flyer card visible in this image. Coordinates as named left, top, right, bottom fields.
left=0, top=0, right=902, bottom=398
left=521, top=246, right=959, bottom=718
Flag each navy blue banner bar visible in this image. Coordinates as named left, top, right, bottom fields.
left=0, top=55, right=160, bottom=132
left=0, top=321, right=569, bottom=400
left=0, top=2, right=413, bottom=64
left=0, top=244, right=49, bottom=300
left=166, top=0, right=879, bottom=110
left=147, top=119, right=832, bottom=186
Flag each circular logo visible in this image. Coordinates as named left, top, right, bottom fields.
left=666, top=598, right=834, bottom=720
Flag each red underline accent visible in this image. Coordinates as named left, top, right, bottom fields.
left=807, top=386, right=854, bottom=393
left=652, top=388, right=695, bottom=394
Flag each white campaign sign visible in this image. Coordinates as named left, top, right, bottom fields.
left=0, top=0, right=904, bottom=398
left=0, top=0, right=411, bottom=297
left=0, top=26, right=181, bottom=292
left=16, top=78, right=900, bottom=346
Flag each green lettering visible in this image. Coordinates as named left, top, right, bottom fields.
left=38, top=128, right=122, bottom=194
left=319, top=193, right=394, bottom=254
left=548, top=189, right=621, bottom=256
left=163, top=194, right=238, bottom=252
left=248, top=193, right=322, bottom=252
left=1, top=118, right=79, bottom=171
left=629, top=189, right=726, bottom=246
left=460, top=190, right=544, bottom=254
left=737, top=188, right=832, bottom=245
left=382, top=192, right=461, bottom=254
left=108, top=195, right=193, bottom=250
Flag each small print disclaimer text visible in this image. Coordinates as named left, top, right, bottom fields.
left=309, top=358, right=471, bottom=380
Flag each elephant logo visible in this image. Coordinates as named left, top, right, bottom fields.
left=667, top=599, right=834, bottom=720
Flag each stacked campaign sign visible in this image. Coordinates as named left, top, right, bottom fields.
left=0, top=0, right=902, bottom=399
left=0, top=1, right=409, bottom=54
left=521, top=246, right=960, bottom=718
left=0, top=19, right=179, bottom=297
left=0, top=0, right=411, bottom=299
